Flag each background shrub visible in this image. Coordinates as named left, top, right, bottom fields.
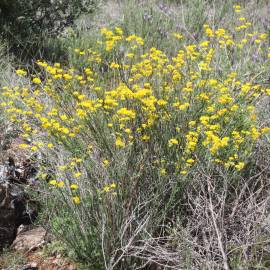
left=0, top=0, right=99, bottom=61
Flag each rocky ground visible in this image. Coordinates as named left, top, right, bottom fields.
left=0, top=132, right=77, bottom=270
left=0, top=129, right=39, bottom=248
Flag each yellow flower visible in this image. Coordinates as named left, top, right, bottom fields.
left=160, top=168, right=167, bottom=175
left=231, top=105, right=239, bottom=111
left=115, top=27, right=123, bottom=35
left=76, top=109, right=87, bottom=118
left=127, top=53, right=134, bottom=58
left=125, top=128, right=131, bottom=134
left=103, top=185, right=110, bottom=192
left=186, top=159, right=195, bottom=164
left=49, top=180, right=57, bottom=186
left=251, top=126, right=260, bottom=140
left=157, top=99, right=167, bottom=106
left=57, top=181, right=65, bottom=188
left=72, top=196, right=81, bottom=204
left=261, top=127, right=270, bottom=134
left=199, top=41, right=210, bottom=47
left=70, top=184, right=78, bottom=190
left=31, top=146, right=38, bottom=151
left=103, top=159, right=110, bottom=166
left=168, top=138, right=179, bottom=147
left=110, top=62, right=120, bottom=69
left=60, top=115, right=68, bottom=121
left=117, top=108, right=136, bottom=119
left=47, top=143, right=54, bottom=149
left=74, top=172, right=82, bottom=178
left=141, top=134, right=150, bottom=141
left=58, top=165, right=67, bottom=171
left=115, top=137, right=125, bottom=147
left=19, top=143, right=29, bottom=149
left=215, top=28, right=226, bottom=37
left=205, top=27, right=214, bottom=37
left=172, top=33, right=183, bottom=39
left=235, top=162, right=245, bottom=171
left=110, top=182, right=116, bottom=189
left=63, top=74, right=73, bottom=80
left=16, top=69, right=27, bottom=76
left=32, top=77, right=42, bottom=84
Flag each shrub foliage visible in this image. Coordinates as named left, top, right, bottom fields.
left=0, top=0, right=97, bottom=52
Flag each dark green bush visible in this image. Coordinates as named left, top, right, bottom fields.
left=0, top=0, right=98, bottom=59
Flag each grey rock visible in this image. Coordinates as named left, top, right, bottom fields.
left=18, top=262, right=38, bottom=270
left=0, top=158, right=39, bottom=250
left=11, top=226, right=46, bottom=252
left=0, top=181, right=25, bottom=249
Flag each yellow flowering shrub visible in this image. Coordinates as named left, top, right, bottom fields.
left=1, top=5, right=270, bottom=268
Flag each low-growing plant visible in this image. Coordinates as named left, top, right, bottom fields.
left=0, top=250, right=26, bottom=270
left=1, top=2, right=270, bottom=269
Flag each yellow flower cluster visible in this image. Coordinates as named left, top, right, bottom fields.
left=1, top=5, right=269, bottom=204
left=100, top=27, right=144, bottom=51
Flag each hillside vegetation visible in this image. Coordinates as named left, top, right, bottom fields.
left=0, top=0, right=270, bottom=269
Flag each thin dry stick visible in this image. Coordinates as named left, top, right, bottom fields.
left=207, top=178, right=230, bottom=270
